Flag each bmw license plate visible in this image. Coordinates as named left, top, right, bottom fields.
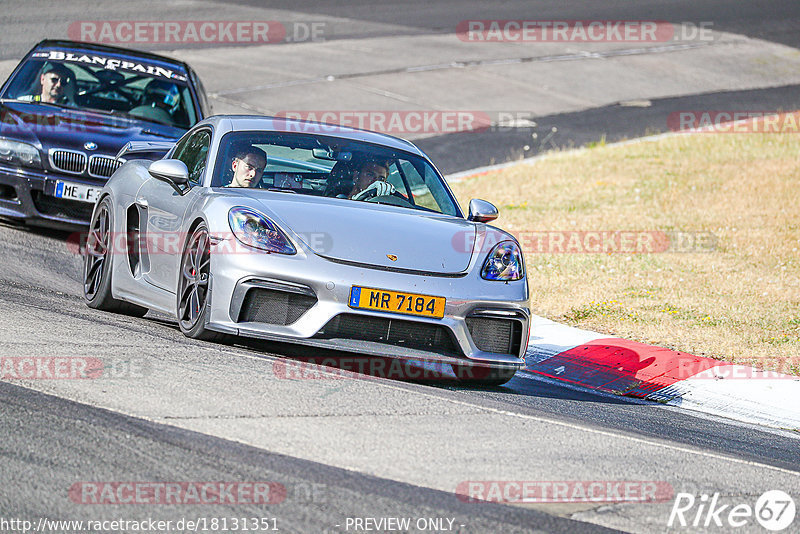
left=349, top=286, right=445, bottom=319
left=54, top=181, right=101, bottom=204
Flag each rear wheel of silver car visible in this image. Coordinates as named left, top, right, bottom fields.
left=451, top=364, right=518, bottom=386
left=83, top=197, right=148, bottom=317
left=177, top=223, right=226, bottom=341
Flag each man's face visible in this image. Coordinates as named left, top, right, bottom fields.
left=230, top=153, right=266, bottom=187
left=40, top=72, right=65, bottom=103
left=353, top=162, right=389, bottom=193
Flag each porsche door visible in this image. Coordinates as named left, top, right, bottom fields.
left=136, top=128, right=211, bottom=292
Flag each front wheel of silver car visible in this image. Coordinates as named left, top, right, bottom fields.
left=177, top=223, right=226, bottom=341
left=83, top=197, right=148, bottom=317
left=451, top=364, right=518, bottom=386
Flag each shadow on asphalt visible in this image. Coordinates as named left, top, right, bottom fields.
left=219, top=335, right=637, bottom=405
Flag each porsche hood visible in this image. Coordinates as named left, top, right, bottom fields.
left=236, top=191, right=476, bottom=275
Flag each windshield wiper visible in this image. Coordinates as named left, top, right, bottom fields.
left=266, top=188, right=299, bottom=194
left=1, top=99, right=129, bottom=120
left=141, top=128, right=174, bottom=139
left=0, top=98, right=73, bottom=110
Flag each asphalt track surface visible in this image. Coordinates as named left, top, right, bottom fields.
left=3, top=1, right=800, bottom=173
left=2, top=2, right=800, bottom=533
left=2, top=218, right=799, bottom=531
left=1, top=380, right=608, bottom=534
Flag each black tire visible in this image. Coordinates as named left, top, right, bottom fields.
left=177, top=223, right=227, bottom=341
left=451, top=364, right=518, bottom=386
left=0, top=215, right=25, bottom=228
left=83, top=197, right=148, bottom=317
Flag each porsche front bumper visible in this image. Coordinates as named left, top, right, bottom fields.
left=204, top=241, right=530, bottom=370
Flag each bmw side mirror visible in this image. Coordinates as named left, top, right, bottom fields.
left=468, top=198, right=499, bottom=223
left=149, top=159, right=190, bottom=194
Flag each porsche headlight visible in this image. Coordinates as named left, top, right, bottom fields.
left=481, top=241, right=524, bottom=281
left=0, top=138, right=41, bottom=168
left=228, top=207, right=296, bottom=255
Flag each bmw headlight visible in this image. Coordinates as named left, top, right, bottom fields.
left=228, top=207, right=296, bottom=255
left=0, top=138, right=41, bottom=168
left=481, top=241, right=524, bottom=281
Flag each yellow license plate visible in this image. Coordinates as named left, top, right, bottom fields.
left=348, top=286, right=445, bottom=319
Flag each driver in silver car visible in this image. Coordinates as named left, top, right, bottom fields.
left=348, top=159, right=394, bottom=200
left=324, top=158, right=395, bottom=200
left=226, top=145, right=267, bottom=188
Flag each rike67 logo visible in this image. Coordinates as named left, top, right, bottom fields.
left=669, top=490, right=795, bottom=531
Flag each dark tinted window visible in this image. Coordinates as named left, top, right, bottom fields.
left=173, top=129, right=211, bottom=184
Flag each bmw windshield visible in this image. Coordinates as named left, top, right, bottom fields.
left=1, top=50, right=198, bottom=130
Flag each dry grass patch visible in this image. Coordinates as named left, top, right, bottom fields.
left=450, top=124, right=800, bottom=373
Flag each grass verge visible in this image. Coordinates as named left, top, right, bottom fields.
left=449, top=116, right=800, bottom=374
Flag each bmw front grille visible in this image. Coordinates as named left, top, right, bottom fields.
left=48, top=149, right=123, bottom=178
left=88, top=155, right=124, bottom=178
left=49, top=149, right=87, bottom=175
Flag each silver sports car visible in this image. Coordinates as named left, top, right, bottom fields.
left=82, top=116, right=529, bottom=385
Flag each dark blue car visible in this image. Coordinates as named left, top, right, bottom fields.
left=0, top=40, right=210, bottom=228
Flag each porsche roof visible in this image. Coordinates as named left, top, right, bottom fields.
left=202, top=115, right=425, bottom=156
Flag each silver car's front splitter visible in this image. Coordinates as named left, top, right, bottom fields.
left=204, top=241, right=530, bottom=368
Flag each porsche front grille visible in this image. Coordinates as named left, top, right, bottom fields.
left=466, top=316, right=522, bottom=356
left=88, top=155, right=123, bottom=178
left=315, top=314, right=461, bottom=356
left=238, top=288, right=317, bottom=325
left=50, top=149, right=87, bottom=174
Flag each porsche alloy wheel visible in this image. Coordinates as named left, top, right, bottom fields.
left=177, top=223, right=225, bottom=341
left=83, top=197, right=148, bottom=316
left=83, top=201, right=110, bottom=302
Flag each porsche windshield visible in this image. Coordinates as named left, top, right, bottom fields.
left=212, top=131, right=461, bottom=216
left=1, top=53, right=197, bottom=129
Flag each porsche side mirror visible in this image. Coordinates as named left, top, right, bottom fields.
left=468, top=198, right=499, bottom=223
left=149, top=159, right=190, bottom=194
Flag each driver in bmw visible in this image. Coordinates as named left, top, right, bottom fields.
left=346, top=159, right=394, bottom=200
left=20, top=63, right=72, bottom=104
